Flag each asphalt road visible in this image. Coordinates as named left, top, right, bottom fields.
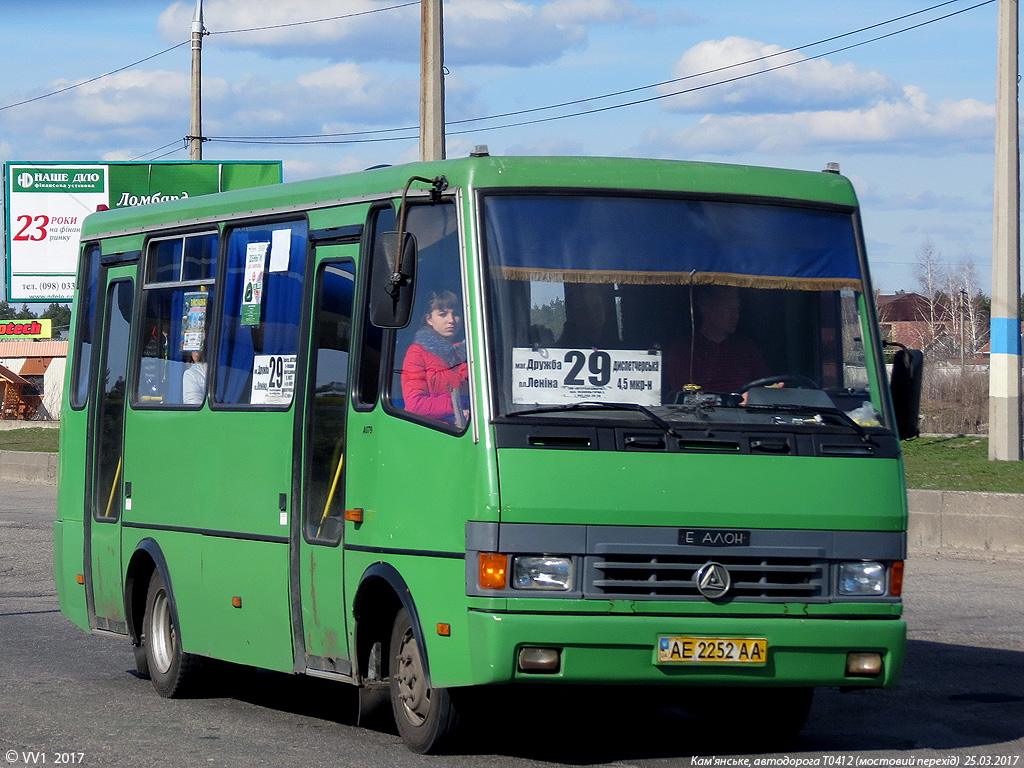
left=2, top=480, right=1023, bottom=767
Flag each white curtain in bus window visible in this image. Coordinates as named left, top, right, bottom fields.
left=215, top=220, right=307, bottom=406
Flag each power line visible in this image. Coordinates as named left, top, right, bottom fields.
left=0, top=2, right=419, bottom=113
left=0, top=41, right=189, bottom=112
left=130, top=140, right=187, bottom=162
left=208, top=0, right=996, bottom=146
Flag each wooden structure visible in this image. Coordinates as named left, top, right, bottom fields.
left=0, top=362, right=35, bottom=419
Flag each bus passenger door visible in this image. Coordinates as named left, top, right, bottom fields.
left=86, top=276, right=134, bottom=633
left=296, top=255, right=355, bottom=675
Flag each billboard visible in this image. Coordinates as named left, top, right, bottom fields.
left=4, top=161, right=282, bottom=303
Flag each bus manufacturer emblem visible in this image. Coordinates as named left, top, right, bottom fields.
left=694, top=562, right=731, bottom=599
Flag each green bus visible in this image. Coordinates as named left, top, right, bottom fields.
left=54, top=153, right=922, bottom=753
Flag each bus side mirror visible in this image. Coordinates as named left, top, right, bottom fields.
left=889, top=347, right=923, bottom=440
left=369, top=231, right=417, bottom=329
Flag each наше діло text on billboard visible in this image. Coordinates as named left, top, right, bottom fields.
left=4, top=161, right=282, bottom=303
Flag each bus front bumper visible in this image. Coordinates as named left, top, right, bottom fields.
left=464, top=610, right=906, bottom=689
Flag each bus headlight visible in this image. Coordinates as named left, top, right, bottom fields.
left=512, top=556, right=573, bottom=591
left=838, top=562, right=887, bottom=595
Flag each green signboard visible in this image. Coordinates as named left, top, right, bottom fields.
left=4, top=161, right=281, bottom=303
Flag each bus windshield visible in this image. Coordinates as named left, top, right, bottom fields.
left=482, top=192, right=888, bottom=431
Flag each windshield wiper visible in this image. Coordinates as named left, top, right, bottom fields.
left=504, top=401, right=682, bottom=438
left=742, top=403, right=872, bottom=442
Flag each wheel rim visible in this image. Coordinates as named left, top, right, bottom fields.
left=394, top=626, right=430, bottom=726
left=149, top=588, right=175, bottom=674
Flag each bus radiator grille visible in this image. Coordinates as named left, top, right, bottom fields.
left=588, top=555, right=826, bottom=601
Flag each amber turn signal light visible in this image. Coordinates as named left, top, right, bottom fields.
left=478, top=553, right=508, bottom=590
left=889, top=561, right=904, bottom=597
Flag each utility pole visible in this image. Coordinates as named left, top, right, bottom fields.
left=189, top=0, right=205, bottom=161
left=989, top=0, right=1022, bottom=460
left=419, top=0, right=445, bottom=161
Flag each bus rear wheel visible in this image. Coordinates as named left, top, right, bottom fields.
left=143, top=571, right=203, bottom=697
left=389, top=608, right=459, bottom=753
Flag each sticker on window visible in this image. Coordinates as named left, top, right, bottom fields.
left=251, top=354, right=296, bottom=405
left=181, top=291, right=208, bottom=352
left=241, top=242, right=267, bottom=326
left=512, top=348, right=661, bottom=406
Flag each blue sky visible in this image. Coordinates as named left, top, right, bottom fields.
left=0, top=0, right=1006, bottom=296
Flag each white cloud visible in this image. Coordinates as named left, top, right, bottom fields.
left=646, top=86, right=994, bottom=156
left=158, top=0, right=647, bottom=66
left=660, top=37, right=897, bottom=114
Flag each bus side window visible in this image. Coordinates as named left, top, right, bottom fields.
left=353, top=205, right=393, bottom=409
left=387, top=202, right=469, bottom=432
left=214, top=220, right=308, bottom=407
left=304, top=262, right=355, bottom=544
left=135, top=233, right=217, bottom=407
left=70, top=243, right=101, bottom=409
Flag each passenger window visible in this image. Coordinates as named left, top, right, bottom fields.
left=71, top=243, right=101, bottom=409
left=135, top=232, right=218, bottom=407
left=214, top=220, right=308, bottom=407
left=387, top=202, right=469, bottom=431
left=353, top=206, right=392, bottom=409
left=304, top=262, right=355, bottom=544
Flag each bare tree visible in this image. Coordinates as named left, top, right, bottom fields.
left=913, top=239, right=949, bottom=350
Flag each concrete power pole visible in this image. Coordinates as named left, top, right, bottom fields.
left=419, top=0, right=445, bottom=161
left=189, top=0, right=205, bottom=161
left=989, top=0, right=1022, bottom=460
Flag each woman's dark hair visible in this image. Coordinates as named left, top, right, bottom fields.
left=421, top=289, right=461, bottom=325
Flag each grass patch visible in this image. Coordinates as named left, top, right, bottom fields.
left=0, top=428, right=60, bottom=453
left=902, top=436, right=1024, bottom=494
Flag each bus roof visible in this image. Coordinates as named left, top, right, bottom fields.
left=80, top=155, right=859, bottom=239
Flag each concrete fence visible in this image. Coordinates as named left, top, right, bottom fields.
left=0, top=450, right=59, bottom=486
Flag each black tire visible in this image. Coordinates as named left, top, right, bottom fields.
left=132, top=638, right=150, bottom=679
left=143, top=570, right=203, bottom=697
left=389, top=608, right=460, bottom=753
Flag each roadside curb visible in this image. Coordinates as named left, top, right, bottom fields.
left=4, top=453, right=1023, bottom=554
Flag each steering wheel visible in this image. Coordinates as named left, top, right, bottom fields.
left=739, top=374, right=820, bottom=393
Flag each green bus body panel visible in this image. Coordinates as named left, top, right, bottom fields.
left=465, top=611, right=905, bottom=688
left=343, top=416, right=494, bottom=554
left=495, top=449, right=907, bottom=530
left=52, top=521, right=85, bottom=630
left=122, top=409, right=295, bottom=670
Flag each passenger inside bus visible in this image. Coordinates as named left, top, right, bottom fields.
left=400, top=288, right=470, bottom=425
left=182, top=348, right=206, bottom=404
left=557, top=283, right=619, bottom=348
left=666, top=284, right=769, bottom=393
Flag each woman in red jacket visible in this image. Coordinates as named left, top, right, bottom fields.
left=401, top=289, right=470, bottom=425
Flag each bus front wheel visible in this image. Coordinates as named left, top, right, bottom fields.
left=143, top=571, right=202, bottom=698
left=389, top=608, right=459, bottom=753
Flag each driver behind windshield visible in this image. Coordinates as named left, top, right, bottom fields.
left=666, top=284, right=769, bottom=393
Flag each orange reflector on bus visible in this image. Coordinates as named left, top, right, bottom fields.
left=232, top=596, right=242, bottom=608
left=345, top=508, right=364, bottom=523
left=76, top=574, right=84, bottom=585
left=479, top=553, right=508, bottom=590
left=890, top=561, right=904, bottom=597
left=437, top=623, right=451, bottom=636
